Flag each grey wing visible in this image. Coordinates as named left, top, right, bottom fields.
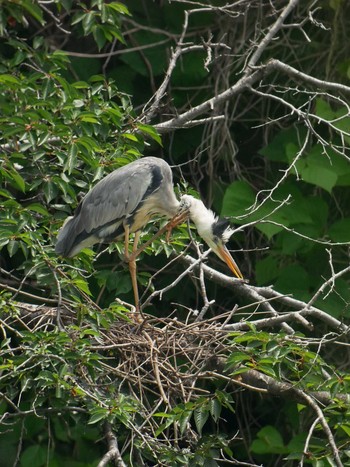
left=82, top=161, right=155, bottom=232
left=55, top=159, right=158, bottom=257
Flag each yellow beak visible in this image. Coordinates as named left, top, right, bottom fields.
left=215, top=244, right=244, bottom=280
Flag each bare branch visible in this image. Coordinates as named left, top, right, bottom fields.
left=180, top=255, right=349, bottom=333
left=154, top=68, right=265, bottom=132
left=98, top=422, right=126, bottom=467
left=264, top=59, right=350, bottom=94
left=245, top=0, right=300, bottom=70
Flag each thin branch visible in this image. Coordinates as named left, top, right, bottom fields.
left=245, top=0, right=300, bottom=70
left=180, top=255, right=349, bottom=333
left=141, top=249, right=211, bottom=309
left=294, top=389, right=343, bottom=467
left=264, top=59, right=350, bottom=94
left=300, top=416, right=321, bottom=467
left=60, top=39, right=171, bottom=58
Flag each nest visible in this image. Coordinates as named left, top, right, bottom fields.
left=4, top=301, right=235, bottom=408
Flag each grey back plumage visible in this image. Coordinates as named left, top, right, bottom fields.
left=55, top=157, right=180, bottom=257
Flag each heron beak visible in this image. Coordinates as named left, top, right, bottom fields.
left=215, top=244, right=244, bottom=280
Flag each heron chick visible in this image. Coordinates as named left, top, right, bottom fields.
left=55, top=157, right=243, bottom=310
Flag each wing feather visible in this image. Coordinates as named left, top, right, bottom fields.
left=55, top=157, right=165, bottom=257
left=80, top=161, right=154, bottom=233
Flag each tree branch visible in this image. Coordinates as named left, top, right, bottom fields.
left=154, top=68, right=265, bottom=132
left=263, top=59, right=350, bottom=94
left=180, top=254, right=349, bottom=333
left=98, top=422, right=126, bottom=467
left=245, top=0, right=300, bottom=70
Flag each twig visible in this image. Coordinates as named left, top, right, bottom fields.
left=299, top=416, right=321, bottom=467
left=263, top=59, right=350, bottom=94
left=294, top=389, right=343, bottom=467
left=195, top=242, right=214, bottom=321
left=245, top=0, right=300, bottom=70
left=60, top=39, right=171, bottom=58
left=154, top=58, right=350, bottom=133
left=141, top=249, right=211, bottom=309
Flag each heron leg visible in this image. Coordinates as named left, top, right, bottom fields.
left=122, top=225, right=142, bottom=319
left=123, top=224, right=130, bottom=262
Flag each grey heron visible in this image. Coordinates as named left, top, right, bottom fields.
left=55, top=157, right=243, bottom=311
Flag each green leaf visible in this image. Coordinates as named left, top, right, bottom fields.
left=21, top=1, right=45, bottom=25
left=221, top=181, right=255, bottom=219
left=27, top=203, right=49, bottom=216
left=121, top=132, right=139, bottom=142
left=339, top=424, right=350, bottom=437
left=275, top=265, right=310, bottom=300
left=300, top=164, right=337, bottom=193
left=226, top=352, right=251, bottom=367
left=315, top=98, right=336, bottom=120
left=82, top=12, right=96, bottom=35
left=43, top=179, right=58, bottom=203
left=328, top=218, right=350, bottom=242
left=72, top=81, right=90, bottom=89
left=279, top=231, right=304, bottom=255
left=9, top=169, right=26, bottom=193
left=255, top=256, right=280, bottom=285
left=72, top=278, right=92, bottom=295
left=7, top=240, right=19, bottom=257
left=93, top=25, right=107, bottom=50
left=259, top=127, right=307, bottom=162
left=0, top=188, right=13, bottom=198
left=256, top=220, right=285, bottom=239
left=155, top=417, right=174, bottom=436
left=251, top=425, right=287, bottom=454
left=315, top=278, right=350, bottom=318
left=137, top=123, right=162, bottom=145
left=194, top=405, right=209, bottom=436
left=36, top=370, right=56, bottom=383
left=95, top=270, right=131, bottom=294
left=65, top=143, right=78, bottom=174
left=107, top=2, right=131, bottom=15
left=20, top=445, right=47, bottom=467
left=179, top=410, right=192, bottom=435
left=71, top=11, right=86, bottom=26
left=0, top=74, right=21, bottom=85
left=209, top=399, right=221, bottom=423
left=88, top=408, right=109, bottom=424
left=333, top=113, right=350, bottom=145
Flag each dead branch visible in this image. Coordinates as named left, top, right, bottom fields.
left=180, top=254, right=349, bottom=334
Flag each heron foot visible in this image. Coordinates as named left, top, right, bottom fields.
left=165, top=211, right=189, bottom=243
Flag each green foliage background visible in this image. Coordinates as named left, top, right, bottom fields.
left=0, top=1, right=350, bottom=466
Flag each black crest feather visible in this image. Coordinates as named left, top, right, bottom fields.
left=212, top=218, right=230, bottom=239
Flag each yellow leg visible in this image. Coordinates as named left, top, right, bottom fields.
left=124, top=224, right=130, bottom=261
left=128, top=258, right=140, bottom=313
left=125, top=229, right=142, bottom=320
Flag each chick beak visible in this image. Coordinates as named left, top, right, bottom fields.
left=215, top=244, right=244, bottom=280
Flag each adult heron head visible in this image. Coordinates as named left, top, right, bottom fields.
left=180, top=195, right=243, bottom=280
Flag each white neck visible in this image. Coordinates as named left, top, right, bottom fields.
left=180, top=195, right=216, bottom=242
